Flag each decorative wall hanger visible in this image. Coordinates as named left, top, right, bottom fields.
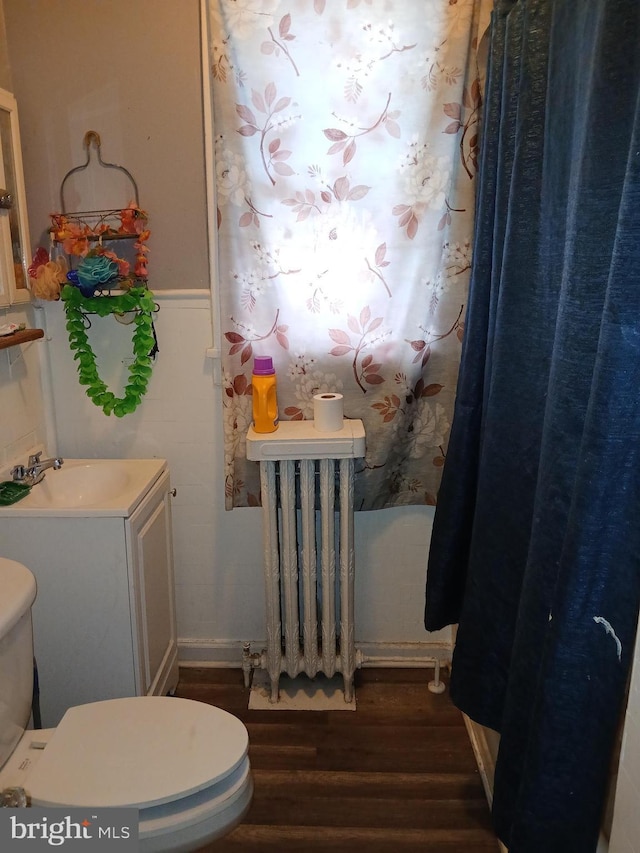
left=59, top=130, right=140, bottom=210
left=50, top=130, right=150, bottom=296
left=41, top=130, right=158, bottom=417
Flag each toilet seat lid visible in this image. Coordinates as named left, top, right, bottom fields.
left=28, top=697, right=249, bottom=810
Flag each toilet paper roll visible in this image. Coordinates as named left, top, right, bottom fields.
left=313, top=393, right=344, bottom=432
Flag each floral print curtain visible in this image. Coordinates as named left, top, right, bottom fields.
left=207, top=0, right=489, bottom=511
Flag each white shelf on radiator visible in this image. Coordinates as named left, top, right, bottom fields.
left=246, top=419, right=365, bottom=461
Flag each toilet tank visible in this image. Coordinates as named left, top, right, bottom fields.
left=0, top=558, right=37, bottom=769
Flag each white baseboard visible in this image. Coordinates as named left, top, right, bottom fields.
left=359, top=640, right=452, bottom=666
left=177, top=638, right=452, bottom=668
left=178, top=639, right=254, bottom=667
left=463, top=713, right=496, bottom=806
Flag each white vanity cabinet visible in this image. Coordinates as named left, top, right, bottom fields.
left=125, top=469, right=178, bottom=698
left=0, top=462, right=179, bottom=727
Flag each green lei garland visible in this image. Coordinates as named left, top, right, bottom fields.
left=61, top=284, right=156, bottom=417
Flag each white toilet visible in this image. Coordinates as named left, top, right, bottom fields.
left=0, top=557, right=253, bottom=852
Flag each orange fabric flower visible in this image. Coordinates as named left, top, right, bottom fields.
left=99, top=247, right=130, bottom=278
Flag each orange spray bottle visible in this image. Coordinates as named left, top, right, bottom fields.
left=252, top=355, right=279, bottom=433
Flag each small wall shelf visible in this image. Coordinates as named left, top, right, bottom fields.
left=0, top=328, right=44, bottom=350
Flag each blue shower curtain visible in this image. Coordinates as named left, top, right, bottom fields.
left=425, top=1, right=640, bottom=851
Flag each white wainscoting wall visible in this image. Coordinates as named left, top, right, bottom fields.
left=41, top=291, right=451, bottom=666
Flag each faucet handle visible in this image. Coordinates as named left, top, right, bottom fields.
left=28, top=451, right=42, bottom=467
left=11, top=465, right=26, bottom=481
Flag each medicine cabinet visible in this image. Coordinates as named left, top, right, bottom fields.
left=0, top=87, right=31, bottom=307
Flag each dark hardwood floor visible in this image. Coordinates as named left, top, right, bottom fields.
left=176, top=667, right=500, bottom=853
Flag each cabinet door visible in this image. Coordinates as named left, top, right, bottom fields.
left=0, top=88, right=31, bottom=306
left=126, top=471, right=178, bottom=695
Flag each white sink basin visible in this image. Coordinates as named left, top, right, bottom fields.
left=34, top=463, right=130, bottom=507
left=0, top=458, right=166, bottom=517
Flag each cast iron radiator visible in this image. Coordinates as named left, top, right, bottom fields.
left=245, top=420, right=366, bottom=702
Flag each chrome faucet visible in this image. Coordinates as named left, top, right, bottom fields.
left=11, top=452, right=64, bottom=486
